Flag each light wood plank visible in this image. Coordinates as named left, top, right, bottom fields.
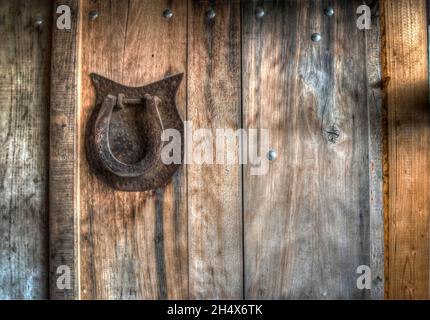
left=79, top=0, right=188, bottom=299
left=382, top=0, right=430, bottom=299
left=366, top=0, right=384, bottom=300
left=187, top=0, right=243, bottom=299
left=0, top=0, right=51, bottom=299
left=50, top=0, right=80, bottom=299
left=243, top=0, right=377, bottom=299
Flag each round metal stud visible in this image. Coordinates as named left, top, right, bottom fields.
left=255, top=7, right=265, bottom=19
left=89, top=10, right=99, bottom=20
left=34, top=16, right=43, bottom=27
left=206, top=8, right=216, bottom=20
left=325, top=6, right=334, bottom=17
left=267, top=150, right=277, bottom=161
left=311, top=33, right=322, bottom=42
left=163, top=8, right=173, bottom=19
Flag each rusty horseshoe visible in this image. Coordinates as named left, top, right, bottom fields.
left=85, top=73, right=184, bottom=191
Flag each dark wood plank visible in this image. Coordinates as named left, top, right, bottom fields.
left=382, top=0, right=430, bottom=299
left=187, top=0, right=243, bottom=299
left=243, top=0, right=378, bottom=299
left=79, top=0, right=188, bottom=299
left=0, top=0, right=51, bottom=299
left=50, top=0, right=80, bottom=299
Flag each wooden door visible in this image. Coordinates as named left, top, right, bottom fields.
left=2, top=0, right=428, bottom=300
left=48, top=0, right=384, bottom=299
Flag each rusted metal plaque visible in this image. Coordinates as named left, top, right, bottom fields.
left=85, top=73, right=183, bottom=191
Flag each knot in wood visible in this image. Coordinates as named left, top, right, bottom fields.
left=325, top=126, right=340, bottom=144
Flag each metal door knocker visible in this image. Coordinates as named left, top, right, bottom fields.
left=85, top=73, right=184, bottom=191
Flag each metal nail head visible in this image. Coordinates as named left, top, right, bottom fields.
left=163, top=9, right=173, bottom=19
left=311, top=33, right=322, bottom=42
left=34, top=16, right=43, bottom=27
left=325, top=6, right=334, bottom=17
left=255, top=7, right=265, bottom=19
left=267, top=150, right=277, bottom=161
left=89, top=10, right=99, bottom=20
left=206, top=9, right=216, bottom=20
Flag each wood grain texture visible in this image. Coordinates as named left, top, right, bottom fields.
left=382, top=0, right=430, bottom=299
left=365, top=0, right=384, bottom=300
left=79, top=0, right=188, bottom=299
left=243, top=0, right=378, bottom=299
left=187, top=0, right=243, bottom=299
left=44, top=0, right=389, bottom=300
left=50, top=0, right=80, bottom=299
left=0, top=0, right=51, bottom=299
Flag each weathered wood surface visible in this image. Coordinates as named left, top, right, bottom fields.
left=243, top=0, right=379, bottom=299
left=187, top=0, right=243, bottom=299
left=78, top=0, right=188, bottom=299
left=382, top=0, right=430, bottom=299
left=50, top=0, right=80, bottom=299
left=44, top=0, right=389, bottom=300
left=365, top=1, right=384, bottom=300
left=0, top=0, right=51, bottom=299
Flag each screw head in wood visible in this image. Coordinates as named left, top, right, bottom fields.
left=311, top=33, right=322, bottom=42
left=267, top=150, right=277, bottom=161
left=34, top=16, right=43, bottom=27
left=255, top=7, right=265, bottom=18
left=325, top=6, right=334, bottom=17
left=163, top=9, right=173, bottom=19
left=206, top=9, right=216, bottom=20
left=89, top=10, right=99, bottom=20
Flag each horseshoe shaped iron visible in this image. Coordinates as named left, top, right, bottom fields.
left=85, top=73, right=184, bottom=191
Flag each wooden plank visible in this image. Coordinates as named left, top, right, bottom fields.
left=187, top=0, right=243, bottom=299
left=78, top=0, right=188, bottom=299
left=243, top=0, right=378, bottom=299
left=381, top=0, right=430, bottom=299
left=0, top=0, right=51, bottom=299
left=365, top=0, right=384, bottom=300
left=50, top=0, right=80, bottom=299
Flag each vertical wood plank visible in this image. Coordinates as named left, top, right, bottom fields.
left=382, top=0, right=430, bottom=299
left=243, top=0, right=378, bottom=299
left=79, top=0, right=188, bottom=299
left=50, top=0, right=80, bottom=299
left=187, top=0, right=243, bottom=299
left=366, top=0, right=384, bottom=300
left=0, top=0, right=51, bottom=299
